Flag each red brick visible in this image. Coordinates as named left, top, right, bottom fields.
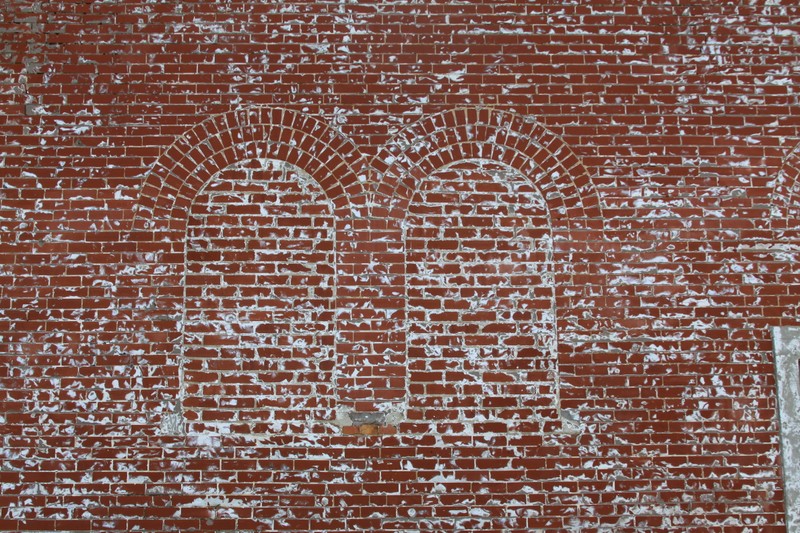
left=0, top=1, right=795, bottom=530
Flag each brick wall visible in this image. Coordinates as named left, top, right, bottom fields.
left=1, top=1, right=798, bottom=531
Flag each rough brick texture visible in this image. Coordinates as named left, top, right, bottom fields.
left=1, top=1, right=798, bottom=531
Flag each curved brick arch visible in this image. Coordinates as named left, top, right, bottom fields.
left=124, top=106, right=369, bottom=435
left=133, top=106, right=366, bottom=230
left=371, top=107, right=602, bottom=227
left=771, top=140, right=800, bottom=222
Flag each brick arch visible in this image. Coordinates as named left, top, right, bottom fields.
left=771, top=139, right=800, bottom=222
left=371, top=107, right=602, bottom=227
left=362, top=108, right=598, bottom=434
left=123, top=106, right=367, bottom=435
left=133, top=106, right=366, bottom=231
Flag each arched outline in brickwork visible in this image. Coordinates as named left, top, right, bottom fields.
left=133, top=106, right=367, bottom=229
left=369, top=108, right=595, bottom=434
left=770, top=139, right=800, bottom=222
left=371, top=107, right=602, bottom=227
left=127, top=106, right=366, bottom=435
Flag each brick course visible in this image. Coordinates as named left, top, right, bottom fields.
left=1, top=1, right=798, bottom=531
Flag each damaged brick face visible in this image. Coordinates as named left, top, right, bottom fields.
left=2, top=1, right=800, bottom=531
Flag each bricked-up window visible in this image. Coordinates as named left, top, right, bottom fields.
left=405, top=160, right=557, bottom=434
left=182, top=158, right=335, bottom=435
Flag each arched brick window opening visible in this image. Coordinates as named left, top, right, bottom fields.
left=405, top=159, right=557, bottom=434
left=128, top=107, right=365, bottom=435
left=183, top=159, right=336, bottom=435
left=372, top=107, right=603, bottom=434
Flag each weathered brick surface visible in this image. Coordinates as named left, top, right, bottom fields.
left=184, top=159, right=336, bottom=435
left=1, top=1, right=798, bottom=531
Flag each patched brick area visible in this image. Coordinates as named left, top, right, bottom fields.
left=2, top=1, right=799, bottom=531
left=406, top=160, right=559, bottom=434
left=184, top=159, right=336, bottom=435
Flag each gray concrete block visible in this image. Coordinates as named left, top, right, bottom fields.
left=773, top=326, right=800, bottom=532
